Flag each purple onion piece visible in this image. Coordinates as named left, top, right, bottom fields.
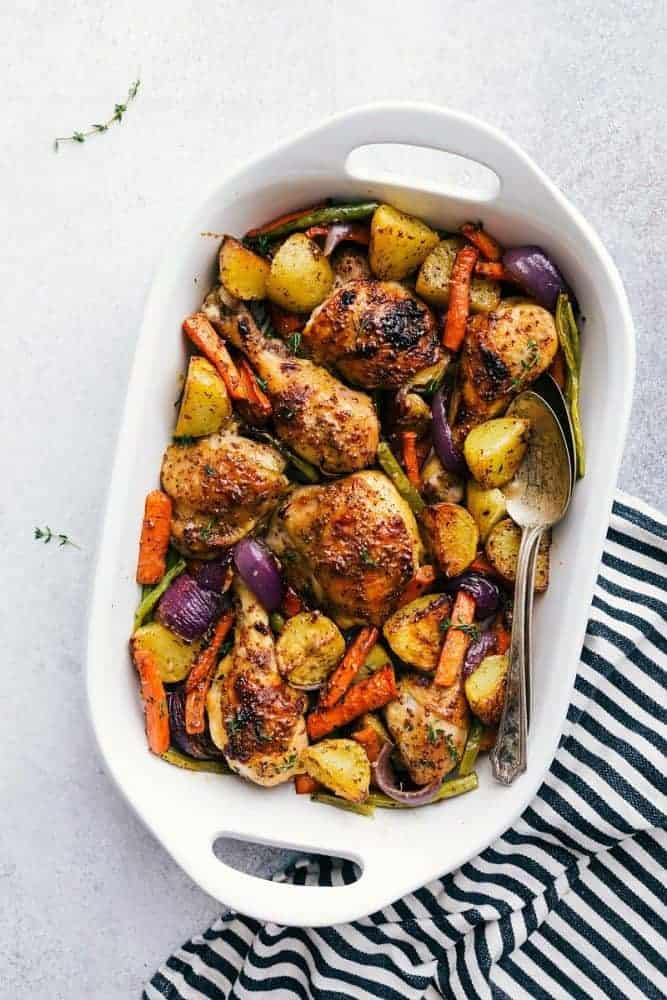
left=192, top=554, right=232, bottom=593
left=233, top=538, right=283, bottom=611
left=443, top=572, right=500, bottom=618
left=156, top=574, right=222, bottom=641
left=372, top=742, right=442, bottom=806
left=502, top=246, right=569, bottom=311
left=432, top=387, right=467, bottom=476
left=322, top=223, right=370, bottom=256
left=463, top=630, right=498, bottom=678
left=166, top=687, right=224, bottom=760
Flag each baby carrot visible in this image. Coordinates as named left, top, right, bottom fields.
left=136, top=490, right=172, bottom=585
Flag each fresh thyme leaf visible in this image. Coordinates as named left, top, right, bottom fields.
left=255, top=375, right=268, bottom=392
left=219, top=638, right=234, bottom=659
left=199, top=518, right=217, bottom=543
left=360, top=546, right=378, bottom=567
left=227, top=715, right=242, bottom=734
left=242, top=233, right=272, bottom=256
left=54, top=78, right=140, bottom=151
left=287, top=331, right=302, bottom=356
left=34, top=525, right=79, bottom=549
left=439, top=618, right=480, bottom=642
left=427, top=723, right=440, bottom=745
left=203, top=463, right=215, bottom=477
left=445, top=733, right=459, bottom=762
left=173, top=434, right=195, bottom=446
left=278, top=752, right=298, bottom=772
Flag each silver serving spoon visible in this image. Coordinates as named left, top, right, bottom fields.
left=490, top=391, right=573, bottom=785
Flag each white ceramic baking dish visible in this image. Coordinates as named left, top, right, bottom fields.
left=87, top=103, right=634, bottom=927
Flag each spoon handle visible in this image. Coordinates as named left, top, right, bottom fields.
left=523, top=530, right=543, bottom=729
left=491, top=524, right=542, bottom=784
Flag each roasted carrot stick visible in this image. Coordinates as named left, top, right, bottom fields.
left=295, top=774, right=320, bottom=794
left=397, top=564, right=437, bottom=607
left=136, top=491, right=172, bottom=585
left=401, top=431, right=421, bottom=488
left=131, top=646, right=170, bottom=754
left=183, top=313, right=247, bottom=401
left=474, top=261, right=509, bottom=280
left=304, top=225, right=330, bottom=239
left=320, top=626, right=380, bottom=709
left=353, top=726, right=384, bottom=763
left=461, top=223, right=503, bottom=261
left=307, top=664, right=397, bottom=741
left=469, top=554, right=501, bottom=578
left=434, top=590, right=476, bottom=687
left=282, top=586, right=305, bottom=617
left=268, top=303, right=305, bottom=336
left=238, top=359, right=272, bottom=418
left=246, top=203, right=327, bottom=237
left=443, top=246, right=478, bottom=351
left=185, top=611, right=235, bottom=734
left=548, top=348, right=567, bottom=390
left=492, top=613, right=511, bottom=654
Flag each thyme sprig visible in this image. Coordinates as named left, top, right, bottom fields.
left=54, top=79, right=140, bottom=151
left=34, top=526, right=80, bottom=549
left=439, top=618, right=480, bottom=643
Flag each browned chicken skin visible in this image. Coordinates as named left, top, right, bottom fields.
left=215, top=579, right=307, bottom=786
left=384, top=672, right=470, bottom=785
left=160, top=429, right=289, bottom=556
left=303, top=279, right=442, bottom=389
left=265, top=470, right=423, bottom=627
left=216, top=305, right=380, bottom=475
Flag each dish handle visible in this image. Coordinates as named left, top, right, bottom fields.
left=288, top=101, right=552, bottom=209
left=186, top=833, right=393, bottom=928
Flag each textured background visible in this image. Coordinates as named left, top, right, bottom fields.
left=1, top=1, right=665, bottom=996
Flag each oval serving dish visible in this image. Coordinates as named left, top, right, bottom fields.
left=87, top=103, right=634, bottom=927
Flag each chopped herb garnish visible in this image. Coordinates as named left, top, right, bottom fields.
left=173, top=435, right=195, bottom=446
left=203, top=463, right=215, bottom=477
left=54, top=78, right=140, bottom=151
left=34, top=526, right=80, bottom=549
left=199, top=518, right=218, bottom=543
left=278, top=752, right=298, bottom=772
left=218, top=638, right=234, bottom=659
left=282, top=549, right=297, bottom=563
left=445, top=733, right=459, bottom=763
left=287, top=331, right=302, bottom=356
left=255, top=375, right=268, bottom=392
left=439, top=618, right=480, bottom=643
left=360, top=546, right=378, bottom=567
left=227, top=715, right=242, bottom=734
left=427, top=723, right=440, bottom=745
left=242, top=233, right=272, bottom=256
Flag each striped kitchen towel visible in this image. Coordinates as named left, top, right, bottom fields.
left=145, top=492, right=666, bottom=1000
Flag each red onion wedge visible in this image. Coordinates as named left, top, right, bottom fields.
left=323, top=223, right=371, bottom=256
left=233, top=538, right=283, bottom=611
left=167, top=687, right=224, bottom=760
left=502, top=246, right=569, bottom=311
left=372, top=741, right=442, bottom=806
left=156, top=574, right=223, bottom=641
left=463, top=630, right=498, bottom=678
left=443, top=572, right=500, bottom=617
left=432, top=387, right=467, bottom=476
left=192, top=554, right=232, bottom=593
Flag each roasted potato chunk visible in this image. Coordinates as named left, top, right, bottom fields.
left=416, top=237, right=501, bottom=313
left=131, top=622, right=201, bottom=684
left=355, top=643, right=393, bottom=683
left=465, top=653, right=508, bottom=725
left=353, top=711, right=391, bottom=743
left=421, top=453, right=465, bottom=504
left=464, top=418, right=530, bottom=489
left=485, top=518, right=551, bottom=591
left=266, top=233, right=334, bottom=313
left=300, top=738, right=371, bottom=802
left=174, top=357, right=232, bottom=439
left=369, top=204, right=439, bottom=280
left=275, top=611, right=345, bottom=688
left=219, top=235, right=270, bottom=301
left=466, top=480, right=507, bottom=542
left=383, top=594, right=451, bottom=671
left=422, top=503, right=479, bottom=577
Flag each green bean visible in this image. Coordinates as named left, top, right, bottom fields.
left=258, top=202, right=379, bottom=242
left=160, top=748, right=231, bottom=774
left=270, top=612, right=286, bottom=634
left=243, top=428, right=319, bottom=483
left=458, top=719, right=483, bottom=776
left=376, top=441, right=425, bottom=514
left=133, top=558, right=187, bottom=630
left=367, top=772, right=478, bottom=808
left=311, top=793, right=376, bottom=817
left=555, top=294, right=586, bottom=478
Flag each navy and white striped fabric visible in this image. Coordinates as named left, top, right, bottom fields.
left=145, top=492, right=666, bottom=1000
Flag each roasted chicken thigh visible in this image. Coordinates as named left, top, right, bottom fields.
left=303, top=279, right=441, bottom=389
left=266, top=470, right=423, bottom=627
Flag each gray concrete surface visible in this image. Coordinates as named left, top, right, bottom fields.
left=1, top=1, right=665, bottom=996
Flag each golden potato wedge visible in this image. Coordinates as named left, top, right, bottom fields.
left=466, top=480, right=508, bottom=542
left=383, top=594, right=451, bottom=671
left=422, top=503, right=479, bottom=577
left=275, top=611, right=345, bottom=688
left=464, top=418, right=530, bottom=489
left=266, top=233, right=334, bottom=313
left=206, top=654, right=234, bottom=751
left=355, top=643, right=393, bottom=683
left=369, top=204, right=439, bottom=280
left=300, top=738, right=371, bottom=802
left=174, top=356, right=232, bottom=438
left=416, top=237, right=501, bottom=313
left=219, top=235, right=271, bottom=301
left=131, top=622, right=201, bottom=684
left=485, top=518, right=551, bottom=591
left=465, top=653, right=509, bottom=725
left=421, top=453, right=465, bottom=504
